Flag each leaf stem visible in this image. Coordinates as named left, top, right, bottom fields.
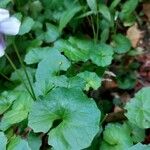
left=90, top=16, right=97, bottom=42
left=13, top=43, right=36, bottom=100
left=95, top=0, right=99, bottom=43
left=5, top=53, right=34, bottom=99
left=0, top=72, right=11, bottom=82
left=95, top=13, right=99, bottom=42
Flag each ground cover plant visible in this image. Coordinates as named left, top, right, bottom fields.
left=0, top=0, right=150, bottom=149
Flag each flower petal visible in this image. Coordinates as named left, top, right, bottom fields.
left=0, top=17, right=21, bottom=35
left=0, top=34, right=6, bottom=57
left=0, top=8, right=9, bottom=22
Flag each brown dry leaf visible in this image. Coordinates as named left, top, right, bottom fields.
left=103, top=80, right=118, bottom=89
left=127, top=23, right=143, bottom=48
left=114, top=106, right=123, bottom=113
left=143, top=3, right=150, bottom=21
left=120, top=92, right=131, bottom=104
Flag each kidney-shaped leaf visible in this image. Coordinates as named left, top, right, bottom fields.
left=56, top=37, right=92, bottom=62
left=24, top=47, right=54, bottom=65
left=100, top=123, right=133, bottom=150
left=0, top=91, right=33, bottom=131
left=35, top=49, right=70, bottom=81
left=125, top=87, right=150, bottom=129
left=90, top=43, right=114, bottom=67
left=112, top=34, right=131, bottom=54
left=29, top=87, right=101, bottom=150
left=77, top=71, right=101, bottom=91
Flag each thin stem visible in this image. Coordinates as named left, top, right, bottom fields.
left=100, top=114, right=108, bottom=125
left=95, top=13, right=99, bottom=42
left=0, top=72, right=12, bottom=82
left=5, top=53, right=34, bottom=99
left=89, top=16, right=96, bottom=42
left=13, top=43, right=36, bottom=100
left=95, top=0, right=99, bottom=43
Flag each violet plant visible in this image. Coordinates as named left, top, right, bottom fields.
left=0, top=0, right=150, bottom=150
left=0, top=8, right=35, bottom=100
left=0, top=8, right=20, bottom=57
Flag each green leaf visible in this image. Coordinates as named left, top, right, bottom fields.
left=125, top=87, right=150, bottom=129
left=128, top=143, right=150, bottom=150
left=120, top=0, right=139, bottom=21
left=0, top=0, right=11, bottom=8
left=59, top=5, right=82, bottom=32
left=110, top=0, right=121, bottom=10
left=34, top=75, right=68, bottom=97
left=19, top=17, right=35, bottom=35
left=86, top=0, right=97, bottom=14
left=100, top=28, right=109, bottom=43
left=98, top=4, right=111, bottom=22
left=90, top=43, right=114, bottom=67
left=124, top=122, right=145, bottom=143
left=0, top=132, right=7, bottom=150
left=25, top=47, right=55, bottom=64
left=100, top=141, right=128, bottom=150
left=77, top=71, right=101, bottom=91
left=67, top=76, right=86, bottom=90
left=56, top=37, right=92, bottom=62
left=117, top=73, right=136, bottom=89
left=67, top=37, right=92, bottom=61
left=29, top=1, right=43, bottom=18
left=34, top=48, right=70, bottom=97
left=16, top=38, right=42, bottom=52
left=103, top=123, right=132, bottom=145
left=100, top=123, right=133, bottom=150
left=0, top=91, right=33, bottom=131
left=77, top=11, right=94, bottom=19
left=44, top=23, right=60, bottom=43
left=34, top=75, right=86, bottom=97
left=7, top=136, right=31, bottom=150
left=0, top=91, right=16, bottom=114
left=35, top=49, right=70, bottom=81
left=10, top=67, right=35, bottom=83
left=112, top=34, right=131, bottom=54
left=28, top=133, right=42, bottom=150
left=68, top=36, right=94, bottom=53
left=29, top=87, right=101, bottom=150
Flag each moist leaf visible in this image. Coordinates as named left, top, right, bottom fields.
left=112, top=34, right=131, bottom=54
left=35, top=48, right=70, bottom=81
left=25, top=47, right=55, bottom=64
left=90, top=43, right=114, bottom=67
left=77, top=71, right=101, bottom=91
left=29, top=87, right=101, bottom=150
left=125, top=87, right=150, bottom=129
left=0, top=90, right=33, bottom=131
left=100, top=123, right=133, bottom=150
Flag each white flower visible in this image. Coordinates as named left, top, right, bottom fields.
left=0, top=8, right=21, bottom=57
